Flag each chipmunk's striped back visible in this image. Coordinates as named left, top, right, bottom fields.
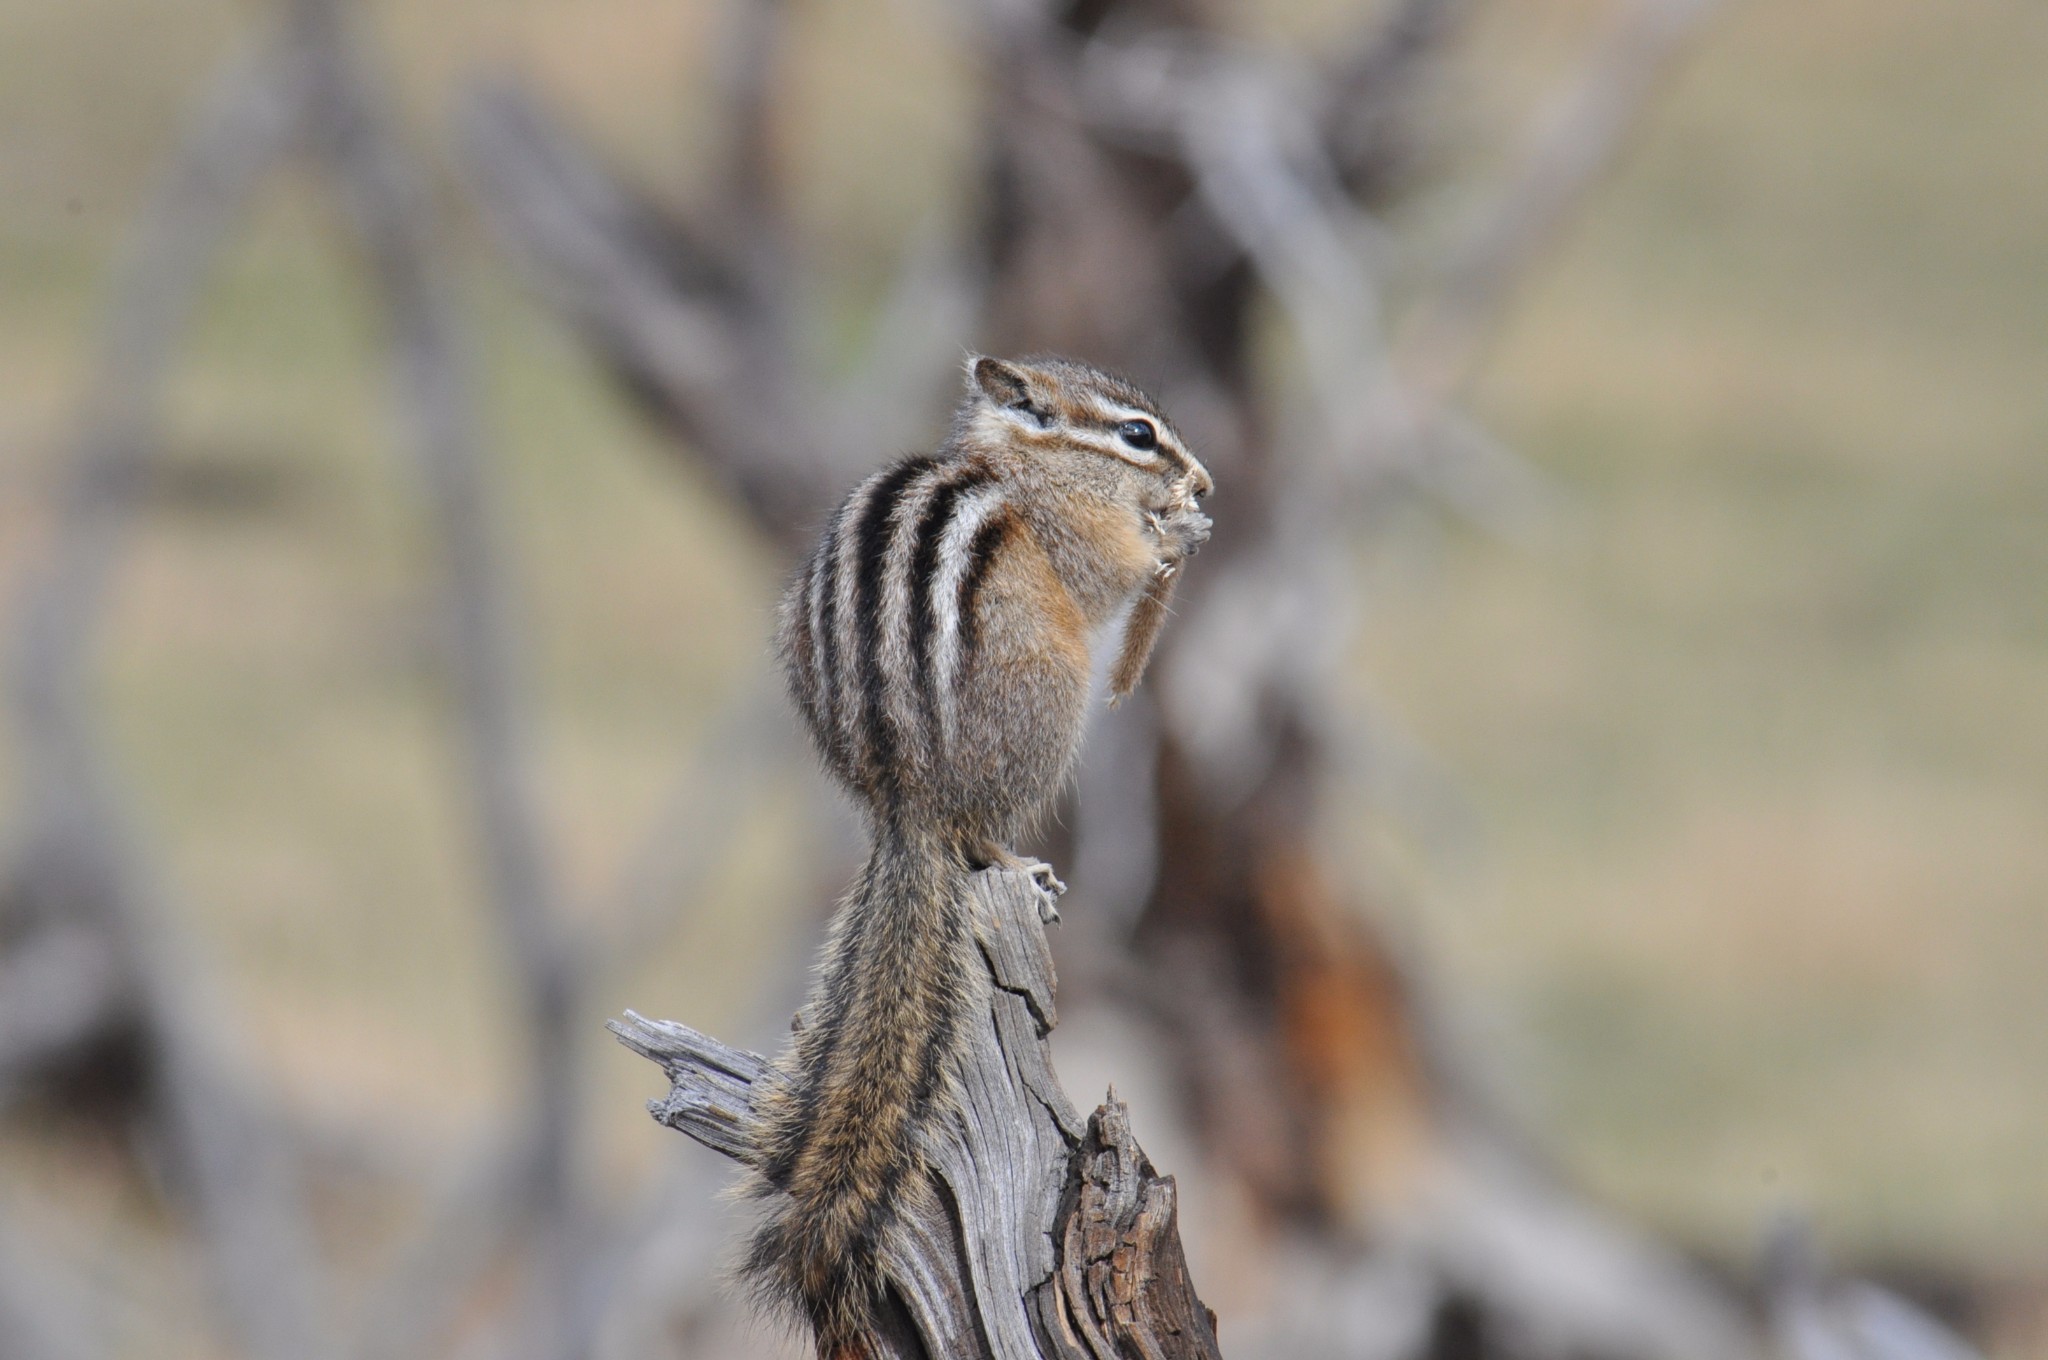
left=782, top=455, right=1023, bottom=804
left=746, top=355, right=1212, bottom=1359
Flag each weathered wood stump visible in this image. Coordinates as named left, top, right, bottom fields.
left=610, top=867, right=1223, bottom=1359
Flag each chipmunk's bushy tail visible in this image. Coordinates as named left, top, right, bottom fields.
left=743, top=818, right=977, bottom=1357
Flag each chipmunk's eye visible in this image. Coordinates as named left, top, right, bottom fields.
left=1118, top=420, right=1158, bottom=451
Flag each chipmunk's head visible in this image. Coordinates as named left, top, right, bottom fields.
left=957, top=354, right=1213, bottom=507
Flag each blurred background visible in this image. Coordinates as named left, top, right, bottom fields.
left=1, top=0, right=2044, bottom=1357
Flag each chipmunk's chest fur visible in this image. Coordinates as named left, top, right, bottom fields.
left=1016, top=488, right=1163, bottom=626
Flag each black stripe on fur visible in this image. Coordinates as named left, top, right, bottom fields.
left=849, top=457, right=936, bottom=802
left=955, top=510, right=1013, bottom=662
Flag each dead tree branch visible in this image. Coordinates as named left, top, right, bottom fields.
left=1396, top=0, right=1727, bottom=411
left=1, top=35, right=304, bottom=1091
left=0, top=1222, right=97, bottom=1360
left=0, top=922, right=123, bottom=1099
left=0, top=29, right=336, bottom=1360
left=1319, top=0, right=1471, bottom=202
left=292, top=5, right=584, bottom=1349
left=610, top=867, right=1224, bottom=1360
left=458, top=64, right=974, bottom=543
left=4, top=2, right=588, bottom=1355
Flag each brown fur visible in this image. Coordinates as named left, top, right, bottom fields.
left=751, top=355, right=1211, bottom=1356
left=1109, top=568, right=1179, bottom=704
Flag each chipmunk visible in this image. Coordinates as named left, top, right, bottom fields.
left=747, top=354, right=1212, bottom=1357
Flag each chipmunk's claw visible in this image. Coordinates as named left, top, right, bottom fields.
left=1020, top=859, right=1066, bottom=923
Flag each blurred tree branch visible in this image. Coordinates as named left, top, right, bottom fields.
left=1397, top=0, right=1726, bottom=417
left=0, top=0, right=1763, bottom=1356
left=0, top=28, right=335, bottom=1360
left=2, top=2, right=587, bottom=1356
left=291, top=2, right=586, bottom=1349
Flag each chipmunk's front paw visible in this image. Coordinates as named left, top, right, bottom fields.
left=1157, top=506, right=1212, bottom=561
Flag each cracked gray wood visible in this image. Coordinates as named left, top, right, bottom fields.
left=610, top=866, right=1224, bottom=1360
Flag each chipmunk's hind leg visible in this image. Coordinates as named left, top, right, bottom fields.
left=967, top=840, right=1066, bottom=922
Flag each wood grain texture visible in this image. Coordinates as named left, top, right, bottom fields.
left=609, top=867, right=1223, bottom=1360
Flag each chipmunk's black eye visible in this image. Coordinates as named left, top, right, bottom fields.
left=1118, top=420, right=1158, bottom=451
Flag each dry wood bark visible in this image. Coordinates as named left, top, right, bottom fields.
left=610, top=866, right=1224, bottom=1360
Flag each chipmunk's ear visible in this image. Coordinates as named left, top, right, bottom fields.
left=969, top=355, right=1034, bottom=411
